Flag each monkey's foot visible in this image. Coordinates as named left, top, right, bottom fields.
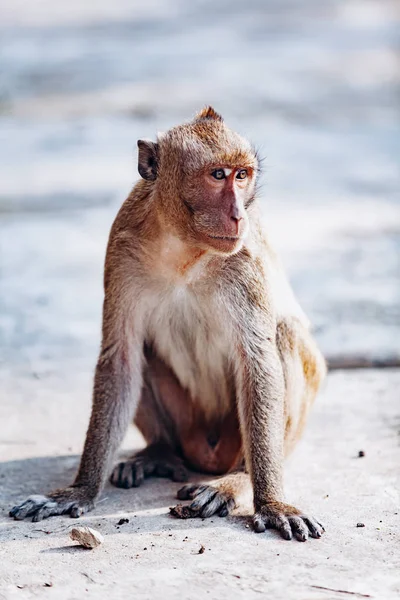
left=110, top=443, right=189, bottom=489
left=253, top=501, right=325, bottom=542
left=174, top=483, right=236, bottom=518
left=9, top=487, right=95, bottom=522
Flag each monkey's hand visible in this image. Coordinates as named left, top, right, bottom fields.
left=253, top=501, right=325, bottom=541
left=175, top=483, right=236, bottom=518
left=9, top=487, right=95, bottom=522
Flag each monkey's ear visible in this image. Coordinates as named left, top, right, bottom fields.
left=194, top=106, right=224, bottom=122
left=137, top=139, right=158, bottom=181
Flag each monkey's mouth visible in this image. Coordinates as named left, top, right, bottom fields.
left=208, top=235, right=241, bottom=242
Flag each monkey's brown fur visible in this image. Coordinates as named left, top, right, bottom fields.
left=10, top=107, right=326, bottom=541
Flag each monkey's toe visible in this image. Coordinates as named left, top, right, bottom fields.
left=110, top=449, right=189, bottom=489
left=175, top=484, right=235, bottom=518
left=110, top=460, right=145, bottom=488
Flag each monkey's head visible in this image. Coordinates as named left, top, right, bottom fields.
left=137, top=107, right=259, bottom=255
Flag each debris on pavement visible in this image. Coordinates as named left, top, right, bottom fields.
left=70, top=526, right=104, bottom=549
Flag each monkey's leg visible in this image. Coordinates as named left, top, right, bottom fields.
left=276, top=318, right=327, bottom=455
left=174, top=471, right=250, bottom=518
left=110, top=443, right=188, bottom=488
left=110, top=353, right=190, bottom=489
left=109, top=388, right=189, bottom=488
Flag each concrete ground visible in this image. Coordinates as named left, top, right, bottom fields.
left=0, top=1, right=399, bottom=599
left=1, top=369, right=400, bottom=600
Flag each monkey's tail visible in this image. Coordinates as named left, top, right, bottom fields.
left=326, top=355, right=400, bottom=371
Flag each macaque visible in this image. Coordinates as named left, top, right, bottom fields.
left=11, top=107, right=326, bottom=541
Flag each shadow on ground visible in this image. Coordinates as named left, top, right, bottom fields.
left=0, top=454, right=251, bottom=542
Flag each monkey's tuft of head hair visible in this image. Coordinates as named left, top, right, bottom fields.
left=194, top=106, right=224, bottom=122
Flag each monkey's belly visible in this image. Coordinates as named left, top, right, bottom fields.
left=139, top=350, right=242, bottom=475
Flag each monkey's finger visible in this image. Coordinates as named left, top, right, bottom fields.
left=70, top=504, right=84, bottom=518
left=302, top=516, right=325, bottom=538
left=9, top=503, right=30, bottom=519
left=142, top=458, right=157, bottom=477
left=198, top=492, right=235, bottom=518
left=253, top=513, right=266, bottom=533
left=121, top=462, right=136, bottom=488
left=70, top=500, right=94, bottom=518
left=171, top=465, right=189, bottom=482
left=31, top=501, right=63, bottom=522
left=177, top=484, right=206, bottom=501
left=275, top=516, right=293, bottom=540
left=317, top=519, right=326, bottom=532
left=32, top=498, right=92, bottom=521
left=190, top=488, right=218, bottom=513
left=10, top=495, right=49, bottom=520
left=132, top=462, right=145, bottom=487
left=218, top=497, right=235, bottom=518
left=110, top=462, right=125, bottom=487
left=154, top=462, right=169, bottom=477
left=197, top=491, right=225, bottom=518
left=177, top=484, right=196, bottom=500
left=289, top=516, right=309, bottom=542
left=114, top=461, right=144, bottom=488
left=154, top=460, right=179, bottom=478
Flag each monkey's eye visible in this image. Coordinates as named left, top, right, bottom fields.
left=211, top=169, right=225, bottom=180
left=236, top=169, right=248, bottom=180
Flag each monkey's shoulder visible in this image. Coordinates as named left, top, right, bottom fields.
left=224, top=236, right=308, bottom=326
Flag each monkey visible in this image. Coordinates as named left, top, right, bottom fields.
left=10, top=106, right=327, bottom=542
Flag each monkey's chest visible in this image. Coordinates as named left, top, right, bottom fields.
left=146, top=285, right=234, bottom=418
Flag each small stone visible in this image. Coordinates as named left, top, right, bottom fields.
left=198, top=545, right=205, bottom=554
left=356, top=522, right=365, bottom=528
left=70, top=526, right=104, bottom=549
left=358, top=450, right=365, bottom=458
left=117, top=518, right=129, bottom=525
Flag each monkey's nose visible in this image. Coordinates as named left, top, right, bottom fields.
left=230, top=213, right=244, bottom=235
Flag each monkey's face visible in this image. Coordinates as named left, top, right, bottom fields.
left=137, top=106, right=259, bottom=255
left=179, top=163, right=256, bottom=255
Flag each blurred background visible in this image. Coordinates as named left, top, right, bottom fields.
left=0, top=0, right=399, bottom=382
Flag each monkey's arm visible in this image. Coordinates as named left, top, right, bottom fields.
left=236, top=312, right=324, bottom=541
left=72, top=317, right=143, bottom=499
left=10, top=279, right=144, bottom=522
